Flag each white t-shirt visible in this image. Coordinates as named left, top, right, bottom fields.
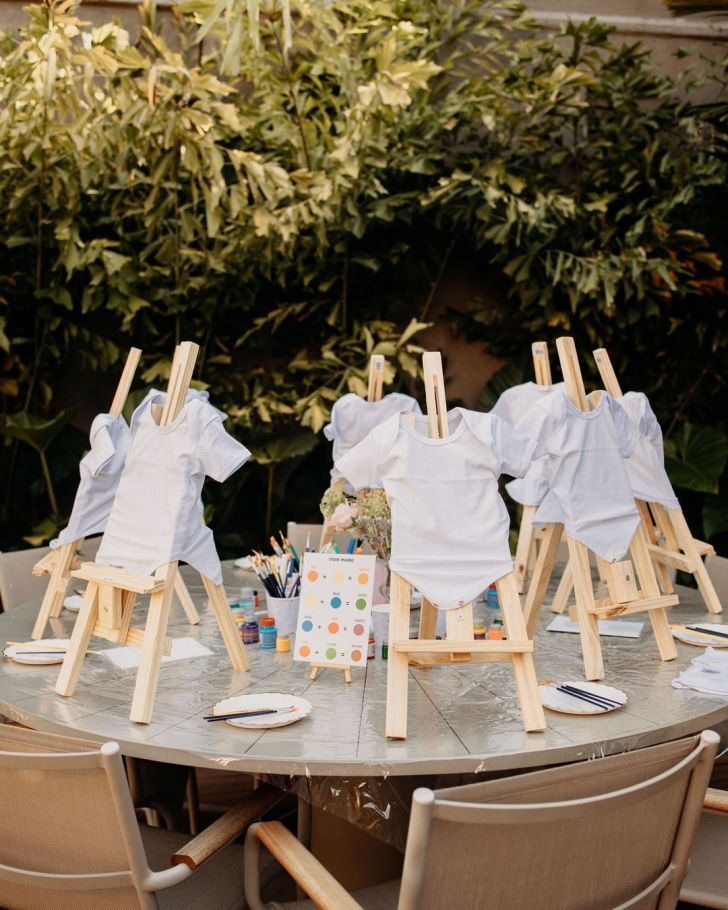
left=528, top=392, right=643, bottom=561
left=336, top=408, right=538, bottom=609
left=52, top=415, right=131, bottom=547
left=491, top=382, right=566, bottom=507
left=324, top=393, right=421, bottom=491
left=96, top=394, right=250, bottom=584
left=619, top=391, right=679, bottom=510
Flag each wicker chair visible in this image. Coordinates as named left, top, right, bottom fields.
left=0, top=722, right=281, bottom=909
left=245, top=731, right=718, bottom=910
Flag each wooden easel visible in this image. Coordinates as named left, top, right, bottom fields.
left=319, top=354, right=385, bottom=550
left=55, top=342, right=249, bottom=724
left=386, top=351, right=545, bottom=738
left=593, top=347, right=721, bottom=615
left=513, top=341, right=553, bottom=594
left=522, top=337, right=678, bottom=680
left=31, top=349, right=200, bottom=640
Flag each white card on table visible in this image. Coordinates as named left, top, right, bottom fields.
left=294, top=553, right=376, bottom=669
left=547, top=615, right=644, bottom=639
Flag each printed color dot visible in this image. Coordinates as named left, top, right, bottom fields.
left=301, top=620, right=314, bottom=632
left=334, top=571, right=344, bottom=582
left=353, top=623, right=365, bottom=637
left=355, top=598, right=367, bottom=610
left=328, top=622, right=340, bottom=634
left=358, top=572, right=369, bottom=584
left=299, top=645, right=311, bottom=658
left=304, top=595, right=315, bottom=607
left=351, top=649, right=362, bottom=662
left=330, top=596, right=342, bottom=609
left=307, top=570, right=319, bottom=582
left=325, top=647, right=337, bottom=660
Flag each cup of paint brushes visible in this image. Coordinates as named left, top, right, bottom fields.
left=267, top=596, right=300, bottom=636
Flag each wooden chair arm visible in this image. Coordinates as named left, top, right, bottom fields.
left=245, top=821, right=363, bottom=910
left=171, top=784, right=282, bottom=870
left=704, top=787, right=728, bottom=813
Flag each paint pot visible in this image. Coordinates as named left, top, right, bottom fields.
left=260, top=616, right=277, bottom=650
left=473, top=625, right=486, bottom=640
left=276, top=634, right=291, bottom=653
left=242, top=618, right=259, bottom=645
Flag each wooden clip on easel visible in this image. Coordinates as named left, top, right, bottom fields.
left=522, top=338, right=678, bottom=680
left=386, top=351, right=545, bottom=739
left=31, top=348, right=201, bottom=640
left=55, top=342, right=249, bottom=724
left=319, top=354, right=385, bottom=550
left=593, top=347, right=721, bottom=615
left=512, top=341, right=553, bottom=594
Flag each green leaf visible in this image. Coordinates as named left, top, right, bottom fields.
left=252, top=432, right=319, bottom=465
left=0, top=410, right=76, bottom=454
left=476, top=363, right=525, bottom=412
left=664, top=424, right=728, bottom=495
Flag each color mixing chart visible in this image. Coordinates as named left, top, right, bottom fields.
left=294, top=553, right=376, bottom=669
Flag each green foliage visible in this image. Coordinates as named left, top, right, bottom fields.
left=0, top=0, right=725, bottom=552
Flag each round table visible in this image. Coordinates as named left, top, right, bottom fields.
left=1, top=564, right=726, bottom=777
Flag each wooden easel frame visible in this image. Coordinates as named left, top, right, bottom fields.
left=55, top=342, right=249, bottom=724
left=31, top=348, right=200, bottom=640
left=319, top=354, right=385, bottom=551
left=385, top=351, right=545, bottom=738
left=513, top=341, right=553, bottom=594
left=522, top=337, right=678, bottom=680
left=592, top=347, right=721, bottom=615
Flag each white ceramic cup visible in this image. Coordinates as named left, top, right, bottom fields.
left=371, top=603, right=390, bottom=647
left=267, top=596, right=300, bottom=636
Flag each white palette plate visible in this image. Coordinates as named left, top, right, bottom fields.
left=540, top=681, right=628, bottom=715
left=671, top=625, right=728, bottom=648
left=234, top=557, right=252, bottom=570
left=212, top=693, right=312, bottom=729
left=3, top=639, right=70, bottom=666
left=63, top=594, right=84, bottom=612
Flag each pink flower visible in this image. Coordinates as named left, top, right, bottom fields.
left=329, top=502, right=357, bottom=531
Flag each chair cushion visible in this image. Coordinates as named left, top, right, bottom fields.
left=268, top=878, right=400, bottom=910
left=680, top=811, right=728, bottom=907
left=141, top=825, right=245, bottom=910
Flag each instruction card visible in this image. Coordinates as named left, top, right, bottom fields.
left=294, top=553, right=377, bottom=668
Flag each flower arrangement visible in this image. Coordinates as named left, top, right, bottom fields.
left=320, top=487, right=391, bottom=560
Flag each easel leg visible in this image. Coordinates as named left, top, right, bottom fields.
left=637, top=501, right=674, bottom=594
left=568, top=539, right=604, bottom=681
left=445, top=604, right=474, bottom=662
left=523, top=523, right=562, bottom=637
left=418, top=598, right=437, bottom=639
left=497, top=572, right=545, bottom=732
left=385, top=572, right=412, bottom=740
left=130, top=565, right=177, bottom=724
left=514, top=506, right=537, bottom=594
left=550, top=560, right=573, bottom=615
left=55, top=582, right=100, bottom=697
left=202, top=578, right=249, bottom=672
left=668, top=508, right=722, bottom=615
left=629, top=525, right=677, bottom=661
left=32, top=541, right=77, bottom=640
left=174, top=574, right=201, bottom=624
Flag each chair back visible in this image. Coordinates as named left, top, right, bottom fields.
left=706, top=555, right=728, bottom=605
left=0, top=723, right=158, bottom=909
left=398, top=731, right=718, bottom=910
left=286, top=522, right=350, bottom=557
left=0, top=547, right=51, bottom=613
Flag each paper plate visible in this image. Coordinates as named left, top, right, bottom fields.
left=671, top=625, right=728, bottom=648
left=63, top=593, right=84, bottom=612
left=3, top=639, right=71, bottom=666
left=211, top=693, right=312, bottom=729
left=234, top=557, right=252, bottom=570
left=540, top=681, right=628, bottom=715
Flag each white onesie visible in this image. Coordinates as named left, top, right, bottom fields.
left=324, top=392, right=421, bottom=492
left=96, top=393, right=250, bottom=584
left=619, top=391, right=679, bottom=510
left=335, top=408, right=538, bottom=609
left=491, top=381, right=565, bottom=507
left=52, top=415, right=131, bottom=547
left=528, top=391, right=643, bottom=561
